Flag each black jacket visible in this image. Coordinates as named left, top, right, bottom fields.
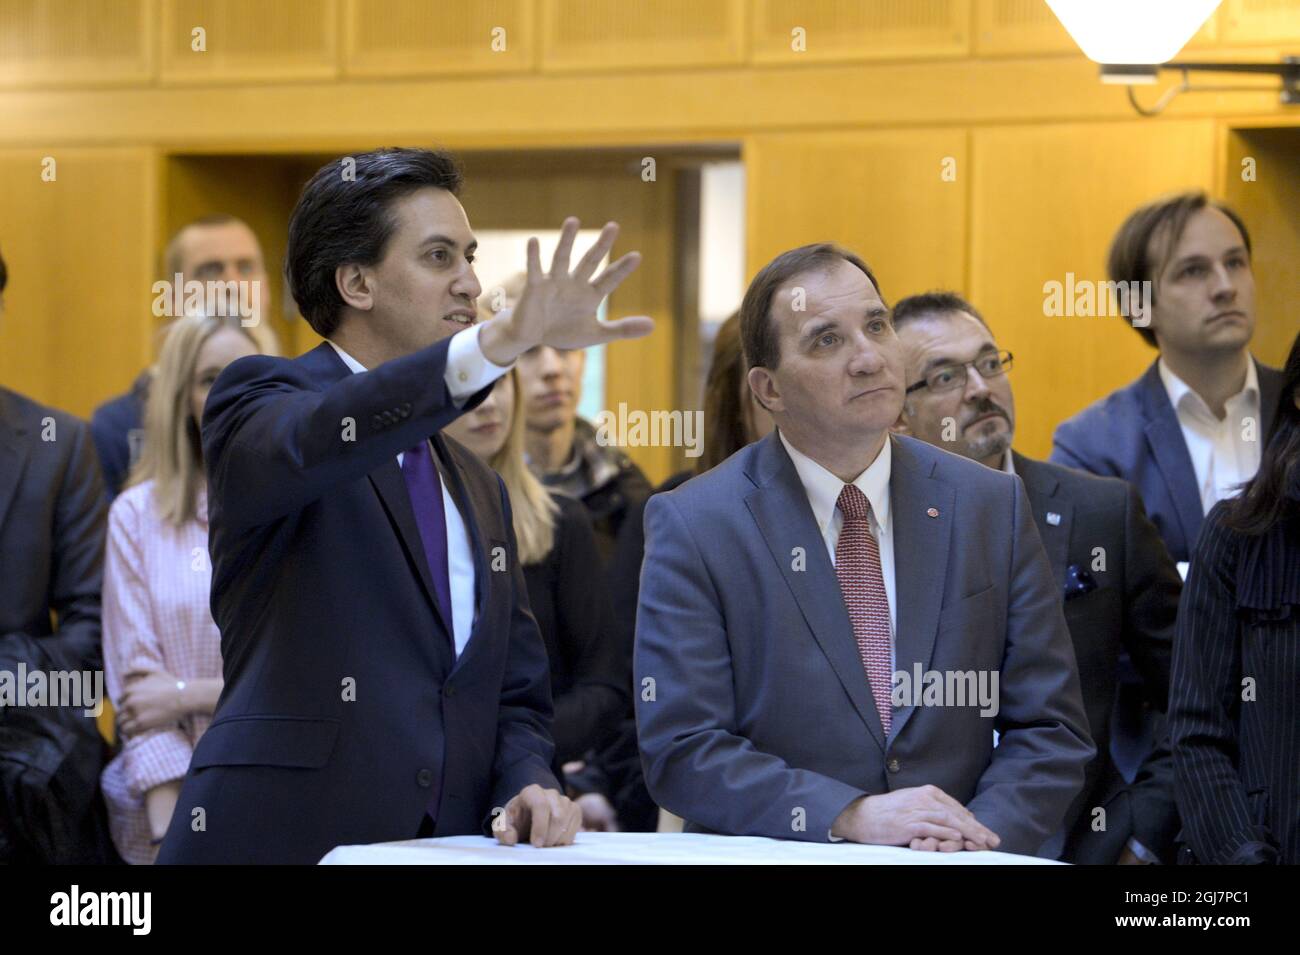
left=521, top=493, right=626, bottom=765
left=1013, top=452, right=1182, bottom=863
left=1171, top=503, right=1300, bottom=865
left=569, top=470, right=694, bottom=831
left=0, top=387, right=117, bottom=863
left=538, top=418, right=652, bottom=565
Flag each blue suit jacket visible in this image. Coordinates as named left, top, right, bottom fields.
left=1051, top=358, right=1284, bottom=564
left=634, top=433, right=1094, bottom=856
left=157, top=338, right=558, bottom=864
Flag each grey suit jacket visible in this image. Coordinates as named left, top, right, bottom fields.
left=634, top=432, right=1094, bottom=855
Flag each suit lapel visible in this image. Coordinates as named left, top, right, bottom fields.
left=0, top=393, right=29, bottom=538
left=1139, top=364, right=1204, bottom=553
left=886, top=437, right=954, bottom=742
left=302, top=342, right=457, bottom=645
left=434, top=435, right=494, bottom=675
left=744, top=434, right=887, bottom=752
left=1013, top=451, right=1072, bottom=585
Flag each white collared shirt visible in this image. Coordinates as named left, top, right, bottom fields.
left=1157, top=357, right=1261, bottom=516
left=779, top=430, right=897, bottom=661
left=328, top=325, right=512, bottom=657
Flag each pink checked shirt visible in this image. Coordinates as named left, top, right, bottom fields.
left=100, top=480, right=222, bottom=864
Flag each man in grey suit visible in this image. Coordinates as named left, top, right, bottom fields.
left=634, top=244, right=1094, bottom=854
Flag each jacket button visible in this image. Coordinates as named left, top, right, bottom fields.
left=887, top=758, right=901, bottom=773
left=416, top=769, right=433, bottom=788
left=443, top=685, right=456, bottom=698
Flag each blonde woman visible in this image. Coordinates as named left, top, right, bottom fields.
left=443, top=368, right=626, bottom=802
left=99, top=315, right=259, bottom=863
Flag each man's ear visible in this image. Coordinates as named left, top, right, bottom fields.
left=335, top=263, right=374, bottom=312
left=747, top=366, right=780, bottom=414
left=890, top=401, right=912, bottom=436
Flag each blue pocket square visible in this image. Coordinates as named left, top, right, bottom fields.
left=1063, top=563, right=1097, bottom=600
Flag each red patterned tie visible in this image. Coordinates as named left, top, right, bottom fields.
left=834, top=483, right=893, bottom=735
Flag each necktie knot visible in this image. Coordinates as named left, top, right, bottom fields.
left=836, top=483, right=871, bottom=522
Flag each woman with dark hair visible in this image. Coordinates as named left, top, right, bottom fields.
left=1169, top=330, right=1300, bottom=864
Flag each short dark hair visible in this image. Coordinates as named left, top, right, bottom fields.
left=0, top=246, right=7, bottom=294
left=1108, top=191, right=1252, bottom=349
left=739, top=243, right=884, bottom=372
left=892, top=290, right=987, bottom=332
left=286, top=147, right=464, bottom=338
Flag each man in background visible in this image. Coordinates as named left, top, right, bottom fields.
left=1052, top=192, right=1285, bottom=783
left=891, top=290, right=1182, bottom=864
left=1053, top=192, right=1284, bottom=567
left=90, top=215, right=280, bottom=499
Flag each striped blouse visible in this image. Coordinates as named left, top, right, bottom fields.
left=100, top=480, right=222, bottom=864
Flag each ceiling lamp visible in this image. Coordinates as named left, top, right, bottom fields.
left=1045, top=0, right=1298, bottom=114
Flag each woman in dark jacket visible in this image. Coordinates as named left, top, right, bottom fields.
left=1169, top=330, right=1300, bottom=864
left=443, top=368, right=625, bottom=772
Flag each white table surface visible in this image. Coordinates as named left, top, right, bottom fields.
left=319, top=832, right=1061, bottom=865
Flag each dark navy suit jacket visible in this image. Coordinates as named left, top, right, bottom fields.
left=1051, top=358, right=1284, bottom=564
left=157, top=337, right=558, bottom=864
left=1012, top=452, right=1181, bottom=863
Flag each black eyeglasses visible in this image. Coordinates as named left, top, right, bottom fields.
left=906, top=350, right=1014, bottom=395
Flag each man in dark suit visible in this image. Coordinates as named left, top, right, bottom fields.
left=0, top=248, right=117, bottom=862
left=635, top=245, right=1093, bottom=856
left=157, top=148, right=651, bottom=864
left=890, top=291, right=1183, bottom=864
left=1051, top=192, right=1284, bottom=787
left=1051, top=192, right=1284, bottom=567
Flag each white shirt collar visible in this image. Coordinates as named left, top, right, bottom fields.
left=1157, top=355, right=1259, bottom=420
left=328, top=340, right=368, bottom=374
left=1002, top=449, right=1016, bottom=476
left=778, top=430, right=892, bottom=534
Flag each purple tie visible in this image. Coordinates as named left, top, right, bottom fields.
left=401, top=440, right=453, bottom=640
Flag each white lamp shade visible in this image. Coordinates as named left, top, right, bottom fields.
left=1045, top=0, right=1223, bottom=64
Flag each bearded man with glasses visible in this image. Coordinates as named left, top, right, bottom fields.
left=890, top=291, right=1183, bottom=866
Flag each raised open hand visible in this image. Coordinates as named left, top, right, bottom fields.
left=480, top=217, right=654, bottom=363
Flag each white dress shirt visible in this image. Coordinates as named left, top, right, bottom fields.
left=328, top=325, right=511, bottom=657
left=1157, top=357, right=1261, bottom=516
left=779, top=430, right=897, bottom=663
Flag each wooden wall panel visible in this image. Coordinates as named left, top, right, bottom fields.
left=969, top=121, right=1217, bottom=460
left=746, top=129, right=970, bottom=302
left=1220, top=0, right=1300, bottom=44
left=541, top=0, right=745, bottom=72
left=0, top=148, right=156, bottom=417
left=1222, top=126, right=1300, bottom=371
left=344, top=0, right=534, bottom=78
left=752, top=0, right=970, bottom=64
left=0, top=0, right=155, bottom=88
left=160, top=0, right=339, bottom=84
